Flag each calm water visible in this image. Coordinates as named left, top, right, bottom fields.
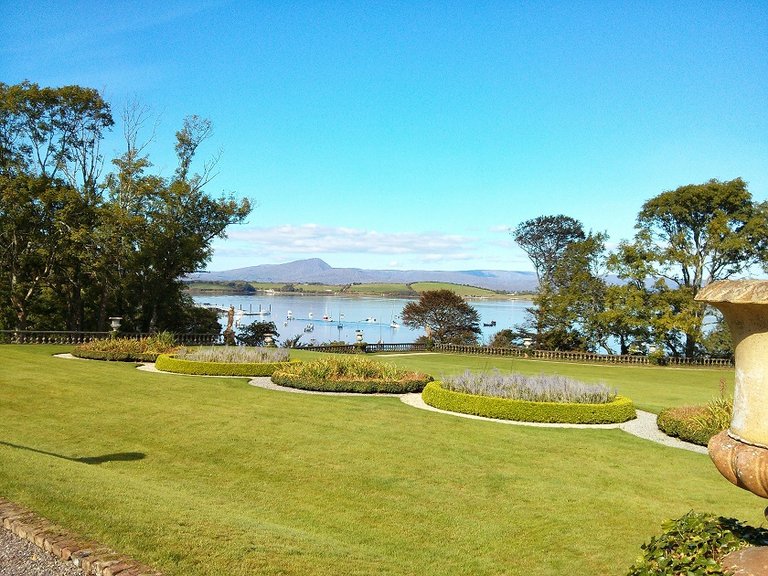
left=192, top=293, right=533, bottom=346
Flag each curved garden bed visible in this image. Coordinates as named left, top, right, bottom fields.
left=422, top=381, right=636, bottom=424
left=72, top=333, right=178, bottom=362
left=271, top=356, right=432, bottom=394
left=155, top=353, right=298, bottom=377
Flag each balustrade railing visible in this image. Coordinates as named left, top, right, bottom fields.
left=0, top=331, right=221, bottom=346
left=1, top=331, right=733, bottom=367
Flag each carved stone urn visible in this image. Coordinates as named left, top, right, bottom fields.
left=696, top=280, right=768, bottom=574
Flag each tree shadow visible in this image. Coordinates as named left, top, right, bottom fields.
left=0, top=441, right=145, bottom=465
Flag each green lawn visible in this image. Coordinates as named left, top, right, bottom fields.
left=0, top=345, right=759, bottom=576
left=344, top=351, right=733, bottom=414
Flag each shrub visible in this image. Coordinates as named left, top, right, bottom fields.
left=271, top=356, right=433, bottom=394
left=236, top=321, right=279, bottom=346
left=422, top=381, right=635, bottom=424
left=627, top=511, right=768, bottom=575
left=657, top=397, right=732, bottom=447
left=442, top=369, right=616, bottom=404
left=73, top=332, right=178, bottom=362
left=155, top=353, right=296, bottom=377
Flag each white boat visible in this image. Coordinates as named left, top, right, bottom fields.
left=390, top=320, right=400, bottom=328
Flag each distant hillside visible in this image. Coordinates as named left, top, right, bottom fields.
left=186, top=258, right=538, bottom=292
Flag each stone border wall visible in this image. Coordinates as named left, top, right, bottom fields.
left=0, top=497, right=161, bottom=576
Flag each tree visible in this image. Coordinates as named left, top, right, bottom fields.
left=511, top=215, right=585, bottom=288
left=0, top=81, right=252, bottom=333
left=401, top=290, right=480, bottom=345
left=621, top=178, right=768, bottom=357
left=237, top=321, right=279, bottom=346
left=528, top=232, right=608, bottom=351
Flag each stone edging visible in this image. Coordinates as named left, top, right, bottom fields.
left=0, top=498, right=161, bottom=576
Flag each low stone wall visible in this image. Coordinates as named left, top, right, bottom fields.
left=0, top=497, right=162, bottom=576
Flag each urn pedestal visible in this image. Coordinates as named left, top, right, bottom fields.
left=696, top=281, right=768, bottom=575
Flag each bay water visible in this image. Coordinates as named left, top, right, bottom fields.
left=191, top=293, right=533, bottom=346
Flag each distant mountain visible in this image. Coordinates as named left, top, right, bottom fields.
left=187, top=258, right=539, bottom=292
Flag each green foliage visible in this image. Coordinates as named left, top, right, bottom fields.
left=72, top=332, right=178, bottom=362
left=511, top=214, right=586, bottom=287
left=657, top=392, right=732, bottom=446
left=627, top=511, right=768, bottom=575
left=156, top=353, right=296, bottom=377
left=422, top=381, right=636, bottom=424
left=236, top=321, right=279, bottom=346
left=271, top=356, right=432, bottom=393
left=401, top=289, right=481, bottom=345
left=0, top=81, right=251, bottom=334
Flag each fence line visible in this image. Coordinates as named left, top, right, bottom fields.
left=2, top=331, right=732, bottom=367
left=0, top=331, right=221, bottom=346
left=433, top=343, right=733, bottom=367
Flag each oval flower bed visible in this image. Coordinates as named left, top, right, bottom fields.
left=72, top=333, right=178, bottom=362
left=156, top=347, right=296, bottom=377
left=422, top=370, right=636, bottom=424
left=271, top=356, right=433, bottom=394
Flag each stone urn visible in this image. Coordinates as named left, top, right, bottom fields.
left=696, top=280, right=768, bottom=575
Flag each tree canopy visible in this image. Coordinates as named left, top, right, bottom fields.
left=0, top=81, right=251, bottom=332
left=511, top=215, right=585, bottom=287
left=401, top=289, right=481, bottom=345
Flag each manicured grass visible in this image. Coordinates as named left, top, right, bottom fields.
left=344, top=351, right=733, bottom=414
left=0, top=345, right=759, bottom=576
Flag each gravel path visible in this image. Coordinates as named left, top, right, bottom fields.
left=0, top=529, right=83, bottom=576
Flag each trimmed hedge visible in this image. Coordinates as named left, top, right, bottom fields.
left=71, top=349, right=159, bottom=363
left=421, top=381, right=636, bottom=424
left=271, top=372, right=432, bottom=394
left=155, top=354, right=298, bottom=377
left=657, top=406, right=713, bottom=446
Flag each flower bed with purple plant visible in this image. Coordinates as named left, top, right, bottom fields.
left=423, top=370, right=636, bottom=424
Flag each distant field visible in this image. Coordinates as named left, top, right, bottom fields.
left=409, top=282, right=500, bottom=296
left=344, top=283, right=414, bottom=295
left=186, top=280, right=510, bottom=297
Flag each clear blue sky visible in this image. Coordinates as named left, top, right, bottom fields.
left=2, top=0, right=766, bottom=273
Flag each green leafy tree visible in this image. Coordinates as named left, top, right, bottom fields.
left=401, top=289, right=481, bottom=345
left=0, top=82, right=251, bottom=334
left=237, top=321, right=279, bottom=346
left=615, top=178, right=768, bottom=357
left=512, top=215, right=585, bottom=288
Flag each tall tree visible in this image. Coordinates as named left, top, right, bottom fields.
left=624, top=178, right=768, bottom=356
left=512, top=215, right=585, bottom=288
left=401, top=290, right=481, bottom=345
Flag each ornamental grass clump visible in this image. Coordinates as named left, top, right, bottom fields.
left=442, top=369, right=616, bottom=404
left=271, top=356, right=432, bottom=393
left=175, top=346, right=289, bottom=363
left=73, top=332, right=178, bottom=361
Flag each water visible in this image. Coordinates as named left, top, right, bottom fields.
left=191, top=293, right=533, bottom=346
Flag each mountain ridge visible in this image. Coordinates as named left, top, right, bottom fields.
left=187, top=258, right=538, bottom=292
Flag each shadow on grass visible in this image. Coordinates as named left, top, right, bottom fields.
left=0, top=441, right=145, bottom=465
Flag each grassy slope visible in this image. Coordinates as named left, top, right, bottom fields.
left=0, top=346, right=758, bottom=576
left=409, top=282, right=499, bottom=296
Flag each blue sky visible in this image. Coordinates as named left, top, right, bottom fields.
left=2, top=1, right=766, bottom=272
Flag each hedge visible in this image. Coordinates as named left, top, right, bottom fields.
left=421, top=381, right=636, bottom=424
left=155, top=354, right=299, bottom=377
left=71, top=349, right=159, bottom=363
left=270, top=372, right=432, bottom=394
left=657, top=406, right=712, bottom=446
